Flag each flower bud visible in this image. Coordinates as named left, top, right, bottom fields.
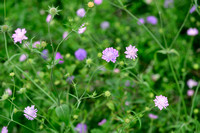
left=193, top=63, right=199, bottom=70
left=105, top=91, right=111, bottom=97
left=86, top=58, right=92, bottom=65
left=41, top=41, right=47, bottom=48
left=9, top=72, right=15, bottom=77
left=125, top=118, right=130, bottom=123
left=98, top=53, right=102, bottom=58
left=194, top=108, right=199, bottom=114
left=88, top=2, right=94, bottom=8
left=49, top=7, right=60, bottom=16
left=73, top=115, right=78, bottom=119
left=1, top=25, right=9, bottom=32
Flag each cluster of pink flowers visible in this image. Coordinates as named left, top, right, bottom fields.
left=154, top=95, right=169, bottom=110
left=24, top=105, right=38, bottom=120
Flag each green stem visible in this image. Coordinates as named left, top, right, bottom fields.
left=190, top=82, right=200, bottom=117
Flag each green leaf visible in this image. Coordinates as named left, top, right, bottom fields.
left=66, top=64, right=76, bottom=74
left=55, top=104, right=70, bottom=125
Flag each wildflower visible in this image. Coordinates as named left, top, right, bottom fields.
left=164, top=0, right=173, bottom=8
left=137, top=18, right=145, bottom=25
left=63, top=31, right=68, bottom=40
left=78, top=23, right=87, bottom=34
left=187, top=28, right=198, bottom=36
left=88, top=2, right=94, bottom=8
left=148, top=113, right=158, bottom=119
left=105, top=91, right=111, bottom=97
left=98, top=119, right=107, bottom=126
left=55, top=52, right=64, bottom=64
left=46, top=14, right=52, bottom=23
left=187, top=79, right=198, bottom=89
left=114, top=68, right=120, bottom=73
left=94, top=0, right=103, bottom=5
left=102, top=47, right=119, bottom=63
left=124, top=45, right=138, bottom=60
left=1, top=126, right=8, bottom=133
left=5, top=88, right=12, bottom=96
left=32, top=41, right=40, bottom=48
left=77, top=8, right=86, bottom=17
left=100, top=21, right=110, bottom=30
left=19, top=54, right=27, bottom=62
left=125, top=101, right=130, bottom=106
left=41, top=49, right=48, bottom=60
left=151, top=74, right=160, bottom=81
left=146, top=16, right=158, bottom=25
left=12, top=28, right=28, bottom=43
left=75, top=123, right=87, bottom=133
left=24, top=105, right=38, bottom=120
left=187, top=89, right=194, bottom=96
left=154, top=95, right=169, bottom=110
left=75, top=48, right=87, bottom=61
left=190, top=5, right=196, bottom=14
left=145, top=0, right=152, bottom=4
left=66, top=76, right=75, bottom=84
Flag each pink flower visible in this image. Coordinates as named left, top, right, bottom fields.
left=77, top=8, right=86, bottom=17
left=63, top=31, right=68, bottom=40
left=98, top=119, right=107, bottom=126
left=12, top=28, right=28, bottom=43
left=78, top=23, right=87, bottom=34
left=55, top=52, right=64, bottom=64
left=94, top=0, right=103, bottom=5
left=190, top=5, right=196, bottom=14
left=114, top=68, right=120, bottom=73
left=100, top=21, right=110, bottom=30
left=1, top=126, right=8, bottom=133
left=137, top=18, right=145, bottom=25
left=187, top=79, right=198, bottom=89
left=187, top=89, right=194, bottom=97
left=154, top=95, right=169, bottom=110
left=102, top=47, right=119, bottom=63
left=124, top=45, right=138, bottom=59
left=46, top=14, right=52, bottom=23
left=5, top=88, right=12, bottom=96
left=32, top=41, right=40, bottom=48
left=187, top=28, right=198, bottom=36
left=148, top=113, right=158, bottom=119
left=19, top=54, right=27, bottom=62
left=24, top=105, right=38, bottom=120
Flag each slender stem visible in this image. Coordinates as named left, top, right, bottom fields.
left=190, top=83, right=200, bottom=117
left=4, top=0, right=6, bottom=22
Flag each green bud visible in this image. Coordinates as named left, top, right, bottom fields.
left=86, top=58, right=92, bottom=65
left=193, top=63, right=199, bottom=70
left=105, top=91, right=111, bottom=97
left=98, top=53, right=102, bottom=58
left=194, top=108, right=199, bottom=114
left=1, top=25, right=9, bottom=32
left=49, top=7, right=59, bottom=16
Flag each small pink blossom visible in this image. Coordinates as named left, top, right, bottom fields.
left=63, top=31, right=68, bottom=40
left=24, top=105, right=38, bottom=120
left=148, top=113, right=158, bottom=119
left=19, top=54, right=27, bottom=62
left=154, top=95, right=169, bottom=110
left=46, top=14, right=52, bottom=23
left=187, top=79, right=198, bottom=89
left=78, top=23, right=87, bottom=34
left=77, top=8, right=86, bottom=17
left=187, top=28, right=198, bottom=36
left=32, top=41, right=40, bottom=48
left=98, top=119, right=107, bottom=126
left=5, top=88, right=12, bottom=96
left=187, top=89, right=194, bottom=97
left=114, top=68, right=120, bottom=73
left=102, top=47, right=119, bottom=63
left=94, top=0, right=103, bottom=5
left=12, top=28, right=28, bottom=43
left=124, top=45, right=138, bottom=59
left=1, top=126, right=8, bottom=133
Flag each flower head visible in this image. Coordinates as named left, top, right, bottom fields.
left=146, top=16, right=158, bottom=25
left=24, top=105, right=38, bottom=120
left=46, top=14, right=52, bottom=23
left=41, top=49, right=48, bottom=60
left=94, top=0, right=103, bottom=5
left=75, top=48, right=87, bottom=61
left=78, top=23, right=87, bottom=34
left=102, top=47, right=119, bottom=63
left=190, top=5, right=196, bottom=14
left=187, top=79, right=198, bottom=88
left=32, top=41, right=40, bottom=48
left=148, top=113, right=158, bottom=119
left=1, top=126, right=8, bottom=133
left=124, top=45, right=138, bottom=59
left=19, top=54, right=28, bottom=62
left=66, top=76, right=75, bottom=84
left=187, top=28, right=198, bottom=36
left=5, top=88, right=12, bottom=96
left=55, top=52, right=64, bottom=64
left=187, top=89, right=194, bottom=97
left=98, top=119, right=107, bottom=126
left=75, top=123, right=87, bottom=133
left=100, top=21, right=110, bottom=30
left=137, top=18, right=145, bottom=25
left=63, top=31, right=68, bottom=40
left=154, top=95, right=169, bottom=110
left=12, top=28, right=28, bottom=43
left=77, top=8, right=86, bottom=17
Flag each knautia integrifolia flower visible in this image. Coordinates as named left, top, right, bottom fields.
left=12, top=28, right=28, bottom=43
left=19, top=54, right=27, bottom=62
left=187, top=28, right=198, bottom=36
left=154, top=95, right=169, bottom=110
left=146, top=16, right=158, bottom=25
left=137, top=18, right=145, bottom=25
left=187, top=79, right=198, bottom=89
left=32, top=41, right=40, bottom=48
left=1, top=126, right=8, bottom=133
left=24, top=105, right=38, bottom=120
left=46, top=14, right=52, bottom=23
left=5, top=88, right=12, bottom=96
left=94, top=0, right=103, bottom=5
left=98, top=119, right=107, bottom=126
left=148, top=113, right=158, bottom=119
left=187, top=89, right=194, bottom=97
left=55, top=52, right=64, bottom=64
left=66, top=76, right=75, bottom=84
left=78, top=23, right=87, bottom=34
left=75, top=123, right=87, bottom=133
left=190, top=5, right=196, bottom=14
left=63, top=31, right=68, bottom=40
left=77, top=8, right=86, bottom=17
left=75, top=48, right=87, bottom=61
left=124, top=45, right=138, bottom=59
left=100, top=21, right=110, bottom=30
left=41, top=49, right=48, bottom=60
left=102, top=47, right=119, bottom=63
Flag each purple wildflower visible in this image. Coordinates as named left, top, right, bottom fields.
left=32, top=41, right=40, bottom=48
left=63, top=31, right=68, bottom=40
left=124, top=45, right=138, bottom=59
left=41, top=49, right=48, bottom=60
left=12, top=28, right=28, bottom=43
left=148, top=113, right=158, bottom=119
left=102, top=47, right=119, bottom=63
left=187, top=89, right=194, bottom=97
left=78, top=23, right=87, bottom=34
left=187, top=28, right=198, bottom=36
left=190, top=5, right=196, bottom=14
left=75, top=123, right=87, bottom=133
left=125, top=101, right=130, bottom=106
left=66, top=76, right=75, bottom=84
left=114, top=68, right=120, bottom=73
left=137, top=18, right=145, bottom=25
left=19, top=54, right=27, bottom=62
left=46, top=14, right=52, bottom=23
left=154, top=95, right=169, bottom=110
left=187, top=79, right=198, bottom=89
left=1, top=126, right=8, bottom=133
left=98, top=119, right=107, bottom=126
left=100, top=21, right=110, bottom=30
left=24, top=105, right=38, bottom=120
left=77, top=8, right=86, bottom=17
left=55, top=52, right=64, bottom=64
left=5, top=88, right=12, bottom=96
left=146, top=16, right=158, bottom=25
left=94, top=0, right=103, bottom=5
left=75, top=48, right=87, bottom=61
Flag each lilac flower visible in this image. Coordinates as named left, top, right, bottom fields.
left=148, top=113, right=158, bottom=119
left=75, top=48, right=87, bottom=61
left=187, top=28, right=198, bottom=36
left=94, top=0, right=103, bottom=5
left=100, top=21, right=110, bottom=30
left=187, top=79, right=198, bottom=89
left=5, top=88, right=12, bottom=96
left=190, top=5, right=196, bottom=14
left=187, top=89, right=194, bottom=97
left=1, top=126, right=8, bottom=133
left=78, top=23, right=87, bottom=34
left=46, top=14, right=52, bottom=23
left=154, top=95, right=169, bottom=110
left=12, top=28, right=28, bottom=43
left=102, top=47, right=119, bottom=63
left=19, top=54, right=27, bottom=62
left=24, top=105, right=38, bottom=120
left=98, top=119, right=107, bottom=126
left=66, top=76, right=75, bottom=84
left=137, top=18, right=145, bottom=25
left=32, top=41, right=40, bottom=48
left=41, top=49, right=48, bottom=60
left=63, top=31, right=68, bottom=40
left=114, top=68, right=120, bottom=73
left=124, top=45, right=138, bottom=59
left=55, top=52, right=64, bottom=64
left=164, top=0, right=174, bottom=8
left=77, top=8, right=86, bottom=17
left=146, top=16, right=158, bottom=25
left=125, top=101, right=130, bottom=106
left=75, top=123, right=87, bottom=133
